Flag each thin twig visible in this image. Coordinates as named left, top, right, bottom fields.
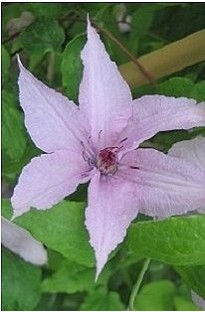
left=2, top=31, right=20, bottom=44
left=91, top=20, right=156, bottom=86
left=59, top=14, right=156, bottom=85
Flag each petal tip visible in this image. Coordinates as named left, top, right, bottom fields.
left=17, top=54, right=23, bottom=69
left=86, top=13, right=90, bottom=25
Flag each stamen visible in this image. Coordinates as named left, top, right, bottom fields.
left=80, top=138, right=96, bottom=168
left=130, top=166, right=140, bottom=170
left=96, top=147, right=118, bottom=175
left=120, top=137, right=128, bottom=143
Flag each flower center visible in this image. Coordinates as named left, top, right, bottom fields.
left=96, top=147, right=118, bottom=175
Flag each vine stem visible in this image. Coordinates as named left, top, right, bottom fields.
left=91, top=20, right=156, bottom=86
left=128, top=258, right=151, bottom=311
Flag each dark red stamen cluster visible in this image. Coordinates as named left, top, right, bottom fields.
left=97, top=147, right=118, bottom=175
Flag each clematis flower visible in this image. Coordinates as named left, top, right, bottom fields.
left=2, top=217, right=47, bottom=265
left=11, top=19, right=205, bottom=278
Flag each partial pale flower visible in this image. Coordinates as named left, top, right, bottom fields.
left=191, top=290, right=205, bottom=310
left=11, top=19, right=205, bottom=277
left=168, top=136, right=205, bottom=213
left=169, top=136, right=205, bottom=170
left=2, top=217, right=47, bottom=265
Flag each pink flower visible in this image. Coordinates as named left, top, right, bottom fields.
left=12, top=19, right=205, bottom=278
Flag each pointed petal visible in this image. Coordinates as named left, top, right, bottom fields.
left=79, top=20, right=132, bottom=149
left=85, top=172, right=138, bottom=278
left=121, top=148, right=205, bottom=218
left=2, top=217, right=47, bottom=265
left=169, top=136, right=205, bottom=170
left=18, top=58, right=86, bottom=153
left=11, top=151, right=91, bottom=218
left=123, top=95, right=205, bottom=150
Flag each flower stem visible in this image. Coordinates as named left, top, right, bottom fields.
left=128, top=258, right=151, bottom=311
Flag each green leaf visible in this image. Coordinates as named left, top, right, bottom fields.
left=134, top=280, right=175, bottom=310
left=42, top=259, right=95, bottom=294
left=29, top=3, right=72, bottom=18
left=156, top=77, right=205, bottom=102
left=151, top=129, right=201, bottom=152
left=190, top=81, right=205, bottom=102
left=80, top=287, right=125, bottom=311
left=132, top=5, right=157, bottom=35
left=61, top=33, right=86, bottom=102
left=2, top=90, right=27, bottom=161
left=3, top=199, right=94, bottom=267
left=152, top=4, right=205, bottom=41
left=156, top=77, right=194, bottom=97
left=128, top=215, right=205, bottom=266
left=174, top=296, right=198, bottom=311
left=2, top=45, right=10, bottom=86
left=1, top=198, right=13, bottom=219
left=175, top=265, right=205, bottom=299
left=20, top=17, right=65, bottom=55
left=2, top=248, right=42, bottom=311
left=81, top=3, right=112, bottom=17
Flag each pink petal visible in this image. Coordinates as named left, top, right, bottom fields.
left=2, top=217, right=47, bottom=265
left=85, top=171, right=139, bottom=278
left=11, top=150, right=91, bottom=218
left=18, top=57, right=86, bottom=153
left=122, top=95, right=205, bottom=150
left=169, top=136, right=205, bottom=170
left=79, top=19, right=132, bottom=149
left=121, top=148, right=205, bottom=218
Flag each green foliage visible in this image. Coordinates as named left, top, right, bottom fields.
left=175, top=266, right=205, bottom=299
left=156, top=77, right=205, bottom=101
left=131, top=267, right=200, bottom=311
left=152, top=4, right=205, bottom=41
left=174, top=296, right=198, bottom=311
left=2, top=45, right=10, bottom=86
left=42, top=259, right=95, bottom=294
left=20, top=17, right=65, bottom=56
left=29, top=3, right=73, bottom=18
left=1, top=90, right=41, bottom=183
left=128, top=215, right=205, bottom=266
left=2, top=199, right=94, bottom=267
left=130, top=4, right=159, bottom=55
left=2, top=199, right=13, bottom=219
left=2, top=90, right=27, bottom=162
left=80, top=287, right=125, bottom=311
left=134, top=280, right=175, bottom=310
left=61, top=33, right=86, bottom=101
left=2, top=248, right=42, bottom=310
